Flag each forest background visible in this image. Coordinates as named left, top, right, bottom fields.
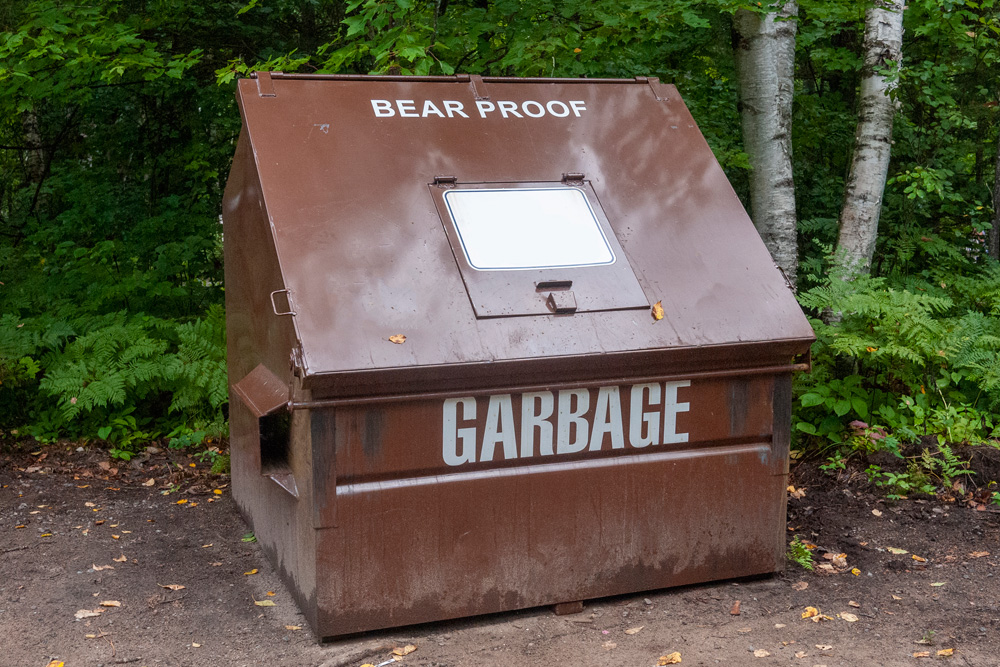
left=2, top=0, right=1000, bottom=492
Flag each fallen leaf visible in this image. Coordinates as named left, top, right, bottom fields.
left=213, top=489, right=223, bottom=495
left=176, top=499, right=187, bottom=505
left=192, top=642, right=202, bottom=647
left=624, top=626, right=644, bottom=635
left=753, top=649, right=770, bottom=657
left=285, top=625, right=302, bottom=631
left=40, top=533, right=52, bottom=537
left=794, top=651, right=807, bottom=658
left=790, top=486, right=806, bottom=499
left=266, top=591, right=276, bottom=596
left=111, top=534, right=120, bottom=539
left=815, top=644, right=833, bottom=651
left=113, top=554, right=127, bottom=562
left=887, top=547, right=908, bottom=555
left=602, top=641, right=617, bottom=650
left=930, top=582, right=947, bottom=587
left=244, top=569, right=258, bottom=576
left=210, top=562, right=223, bottom=566
left=801, top=606, right=819, bottom=619
left=840, top=612, right=858, bottom=622
left=254, top=599, right=276, bottom=606
left=159, top=584, right=185, bottom=591
left=92, top=564, right=114, bottom=571
left=871, top=509, right=882, bottom=517
left=792, top=581, right=809, bottom=591
left=851, top=568, right=861, bottom=576
left=913, top=651, right=930, bottom=658
left=388, top=334, right=407, bottom=344
left=937, top=648, right=955, bottom=656
left=85, top=501, right=96, bottom=507
left=892, top=595, right=903, bottom=600
left=969, top=551, right=990, bottom=558
left=774, top=623, right=786, bottom=629
left=912, top=555, right=927, bottom=563
left=94, top=520, right=104, bottom=525
left=201, top=544, right=213, bottom=548
left=45, top=661, right=64, bottom=667
left=658, top=653, right=682, bottom=665
left=652, top=301, right=664, bottom=321
left=848, top=600, right=860, bottom=607
left=99, top=600, right=121, bottom=607
left=74, top=608, right=104, bottom=619
left=392, top=645, right=417, bottom=656
left=737, top=627, right=752, bottom=634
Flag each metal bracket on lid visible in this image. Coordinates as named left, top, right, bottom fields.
left=433, top=175, right=458, bottom=188
left=561, top=172, right=585, bottom=184
left=470, top=74, right=490, bottom=101
left=636, top=76, right=669, bottom=102
left=256, top=71, right=279, bottom=98
left=269, top=289, right=296, bottom=316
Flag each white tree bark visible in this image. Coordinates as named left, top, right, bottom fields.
left=834, top=0, right=905, bottom=276
left=734, top=1, right=799, bottom=288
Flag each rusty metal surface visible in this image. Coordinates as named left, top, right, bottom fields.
left=221, top=75, right=814, bottom=639
left=231, top=75, right=814, bottom=398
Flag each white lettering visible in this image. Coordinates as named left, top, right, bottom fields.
left=629, top=383, right=661, bottom=448
left=422, top=100, right=446, bottom=118
left=569, top=100, right=587, bottom=117
left=546, top=100, right=570, bottom=117
left=396, top=100, right=419, bottom=117
left=520, top=391, right=554, bottom=457
left=522, top=100, right=545, bottom=118
left=476, top=100, right=496, bottom=118
left=480, top=394, right=518, bottom=462
left=589, top=386, right=624, bottom=451
left=443, top=397, right=477, bottom=466
left=443, top=100, right=469, bottom=118
left=557, top=389, right=590, bottom=454
left=371, top=99, right=395, bottom=117
left=663, top=380, right=690, bottom=444
left=498, top=101, right=523, bottom=118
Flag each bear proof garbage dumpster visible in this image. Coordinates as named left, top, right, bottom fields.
left=222, top=72, right=815, bottom=639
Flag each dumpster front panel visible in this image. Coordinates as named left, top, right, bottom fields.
left=311, top=373, right=787, bottom=636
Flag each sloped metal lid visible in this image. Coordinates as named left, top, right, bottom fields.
left=229, top=74, right=814, bottom=394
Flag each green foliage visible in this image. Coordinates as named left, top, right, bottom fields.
left=787, top=536, right=815, bottom=571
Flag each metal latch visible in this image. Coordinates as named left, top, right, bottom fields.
left=546, top=291, right=577, bottom=314
left=562, top=172, right=585, bottom=184
left=433, top=175, right=457, bottom=187
left=269, top=289, right=296, bottom=316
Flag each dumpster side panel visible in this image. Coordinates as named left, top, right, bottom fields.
left=223, top=129, right=317, bottom=625
left=311, top=375, right=787, bottom=636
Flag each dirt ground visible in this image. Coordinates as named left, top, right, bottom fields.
left=4, top=442, right=1000, bottom=667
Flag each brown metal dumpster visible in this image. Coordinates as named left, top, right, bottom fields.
left=222, top=72, right=815, bottom=639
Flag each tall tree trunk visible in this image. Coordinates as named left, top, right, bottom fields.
left=834, top=0, right=905, bottom=277
left=21, top=109, right=45, bottom=184
left=734, top=1, right=799, bottom=288
left=990, top=132, right=1000, bottom=260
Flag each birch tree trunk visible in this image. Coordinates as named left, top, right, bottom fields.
left=990, top=132, right=1000, bottom=260
left=734, top=1, right=799, bottom=288
left=834, top=0, right=905, bottom=276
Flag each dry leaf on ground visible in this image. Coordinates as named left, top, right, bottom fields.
left=851, top=568, right=861, bottom=576
left=930, top=582, right=947, bottom=587
left=871, top=509, right=882, bottom=516
left=887, top=547, right=908, bottom=555
left=753, top=649, right=770, bottom=657
left=143, top=478, right=155, bottom=486
left=388, top=334, right=407, bottom=344
left=99, top=600, right=121, bottom=607
left=912, top=555, right=927, bottom=562
left=651, top=301, right=665, bottom=321
left=285, top=625, right=302, bottom=631
left=815, top=644, right=833, bottom=651
left=113, top=554, right=127, bottom=562
left=159, top=584, right=185, bottom=591
left=254, top=599, right=276, bottom=607
left=92, top=564, right=113, bottom=571
left=74, top=608, right=104, bottom=619
left=602, top=641, right=617, bottom=650
left=730, top=600, right=741, bottom=615
left=839, top=612, right=858, bottom=622
left=848, top=600, right=860, bottom=607
left=392, top=645, right=417, bottom=656
left=913, top=651, right=930, bottom=658
left=624, top=626, right=643, bottom=635
left=969, top=551, right=990, bottom=558
left=802, top=606, right=819, bottom=619
left=794, top=651, right=807, bottom=658
left=658, top=653, right=682, bottom=665
left=937, top=648, right=955, bottom=657
left=792, top=581, right=808, bottom=591
left=243, top=569, right=258, bottom=576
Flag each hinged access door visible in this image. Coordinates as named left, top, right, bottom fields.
left=429, top=180, right=649, bottom=318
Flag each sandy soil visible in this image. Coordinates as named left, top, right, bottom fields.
left=3, top=441, right=1000, bottom=667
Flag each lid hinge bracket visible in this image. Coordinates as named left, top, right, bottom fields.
left=433, top=175, right=458, bottom=187
left=562, top=172, right=585, bottom=184
left=470, top=74, right=490, bottom=101
left=255, top=71, right=279, bottom=98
